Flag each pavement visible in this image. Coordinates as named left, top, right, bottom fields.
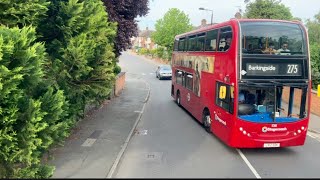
left=48, top=72, right=150, bottom=178
left=47, top=53, right=320, bottom=178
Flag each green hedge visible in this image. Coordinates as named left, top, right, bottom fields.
left=0, top=26, right=66, bottom=178
left=0, top=0, right=117, bottom=178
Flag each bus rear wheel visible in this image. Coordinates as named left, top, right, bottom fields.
left=202, top=109, right=211, bottom=133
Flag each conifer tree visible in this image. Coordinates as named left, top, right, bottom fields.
left=0, top=0, right=49, bottom=28
left=38, top=0, right=117, bottom=118
left=0, top=26, right=57, bottom=178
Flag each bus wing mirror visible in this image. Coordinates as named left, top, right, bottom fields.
left=219, top=86, right=227, bottom=99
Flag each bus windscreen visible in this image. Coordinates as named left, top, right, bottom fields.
left=240, top=22, right=306, bottom=56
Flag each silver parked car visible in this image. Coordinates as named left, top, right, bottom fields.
left=155, top=65, right=172, bottom=80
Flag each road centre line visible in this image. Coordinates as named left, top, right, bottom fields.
left=236, top=149, right=261, bottom=179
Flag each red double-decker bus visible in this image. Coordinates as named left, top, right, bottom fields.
left=171, top=18, right=311, bottom=148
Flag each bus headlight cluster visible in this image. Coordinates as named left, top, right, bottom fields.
left=239, top=127, right=251, bottom=137
left=293, top=126, right=306, bottom=136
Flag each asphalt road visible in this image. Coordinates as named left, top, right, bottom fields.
left=114, top=51, right=320, bottom=178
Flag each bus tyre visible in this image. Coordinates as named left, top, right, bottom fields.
left=176, top=91, right=181, bottom=106
left=203, top=110, right=211, bottom=133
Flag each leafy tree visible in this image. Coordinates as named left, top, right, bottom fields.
left=310, top=44, right=320, bottom=88
left=244, top=0, right=293, bottom=20
left=103, top=0, right=149, bottom=57
left=306, top=12, right=320, bottom=45
left=306, top=11, right=320, bottom=88
left=152, top=8, right=193, bottom=58
left=0, top=0, right=49, bottom=28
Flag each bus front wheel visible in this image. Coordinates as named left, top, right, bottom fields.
left=202, top=109, right=211, bottom=133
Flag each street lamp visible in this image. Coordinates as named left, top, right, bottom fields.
left=199, top=7, right=213, bottom=25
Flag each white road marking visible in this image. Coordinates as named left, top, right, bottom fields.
left=236, top=149, right=261, bottom=179
left=142, top=73, right=146, bottom=75
left=308, top=133, right=316, bottom=139
left=134, top=111, right=142, bottom=113
left=307, top=131, right=320, bottom=142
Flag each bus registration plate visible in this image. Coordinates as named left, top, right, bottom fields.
left=263, top=143, right=280, bottom=148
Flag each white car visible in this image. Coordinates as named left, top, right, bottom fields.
left=155, top=65, right=172, bottom=80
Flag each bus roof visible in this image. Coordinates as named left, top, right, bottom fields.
left=175, top=18, right=303, bottom=39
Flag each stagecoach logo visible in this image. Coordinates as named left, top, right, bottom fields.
left=187, top=93, right=190, bottom=102
left=262, top=126, right=287, bottom=133
left=214, top=113, right=227, bottom=126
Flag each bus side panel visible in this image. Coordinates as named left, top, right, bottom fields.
left=198, top=71, right=214, bottom=120
left=209, top=48, right=238, bottom=145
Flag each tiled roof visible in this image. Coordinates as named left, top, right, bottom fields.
left=139, top=29, right=154, bottom=38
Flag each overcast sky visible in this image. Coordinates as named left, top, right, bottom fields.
left=136, top=0, right=320, bottom=31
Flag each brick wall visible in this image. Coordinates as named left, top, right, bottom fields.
left=282, top=87, right=320, bottom=116
left=115, top=72, right=126, bottom=96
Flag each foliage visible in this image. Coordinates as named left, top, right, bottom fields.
left=114, top=64, right=121, bottom=75
left=38, top=0, right=117, bottom=118
left=137, top=48, right=149, bottom=55
left=306, top=12, right=320, bottom=45
left=310, top=43, right=320, bottom=89
left=0, top=0, right=49, bottom=28
left=103, top=0, right=149, bottom=58
left=306, top=11, right=320, bottom=89
left=1, top=0, right=118, bottom=178
left=151, top=8, right=193, bottom=59
left=244, top=0, right=293, bottom=20
left=14, top=164, right=55, bottom=178
left=0, top=25, right=65, bottom=178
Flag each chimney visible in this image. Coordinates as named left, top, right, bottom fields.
left=235, top=12, right=242, bottom=19
left=201, top=19, right=207, bottom=27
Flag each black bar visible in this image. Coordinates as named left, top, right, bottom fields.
left=288, top=87, right=294, bottom=117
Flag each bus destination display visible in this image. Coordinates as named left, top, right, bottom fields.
left=244, top=63, right=301, bottom=76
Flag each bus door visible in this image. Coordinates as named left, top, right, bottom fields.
left=183, top=72, right=194, bottom=111
left=213, top=81, right=234, bottom=141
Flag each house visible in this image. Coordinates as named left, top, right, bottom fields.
left=194, top=19, right=211, bottom=29
left=130, top=27, right=157, bottom=50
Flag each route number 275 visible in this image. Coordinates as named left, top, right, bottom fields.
left=287, top=64, right=298, bottom=74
